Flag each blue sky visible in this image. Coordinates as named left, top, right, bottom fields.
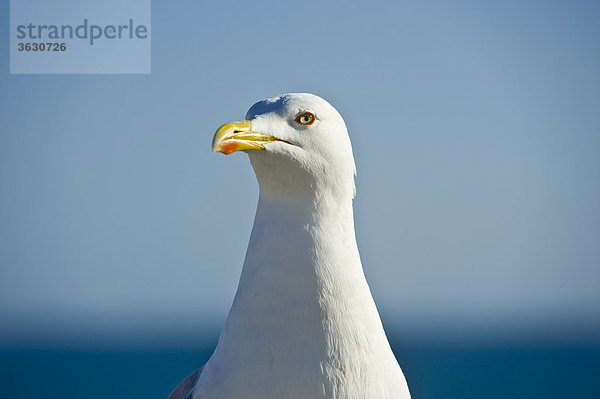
left=1, top=0, right=599, bottom=346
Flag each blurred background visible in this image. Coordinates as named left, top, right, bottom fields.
left=1, top=1, right=599, bottom=398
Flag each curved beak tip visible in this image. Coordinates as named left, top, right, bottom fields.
left=211, top=120, right=276, bottom=155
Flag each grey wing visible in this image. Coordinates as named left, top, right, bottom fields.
left=167, top=366, right=204, bottom=399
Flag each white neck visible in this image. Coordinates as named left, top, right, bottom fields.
left=195, top=190, right=410, bottom=398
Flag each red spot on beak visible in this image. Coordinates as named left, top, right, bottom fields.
left=222, top=140, right=238, bottom=155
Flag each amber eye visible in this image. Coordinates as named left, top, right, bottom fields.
left=295, top=112, right=316, bottom=125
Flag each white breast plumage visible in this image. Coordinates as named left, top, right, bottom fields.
left=168, top=93, right=411, bottom=399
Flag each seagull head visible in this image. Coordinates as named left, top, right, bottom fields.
left=212, top=93, right=356, bottom=200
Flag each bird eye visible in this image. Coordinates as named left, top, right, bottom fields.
left=295, top=112, right=316, bottom=126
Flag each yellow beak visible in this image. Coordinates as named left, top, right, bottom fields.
left=212, top=120, right=280, bottom=155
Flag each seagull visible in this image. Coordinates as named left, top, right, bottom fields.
left=168, top=93, right=411, bottom=399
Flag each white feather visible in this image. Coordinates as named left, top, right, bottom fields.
left=188, top=93, right=410, bottom=399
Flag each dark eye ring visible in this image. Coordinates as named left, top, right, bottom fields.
left=295, top=112, right=316, bottom=126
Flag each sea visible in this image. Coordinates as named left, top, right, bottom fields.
left=1, top=338, right=599, bottom=399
